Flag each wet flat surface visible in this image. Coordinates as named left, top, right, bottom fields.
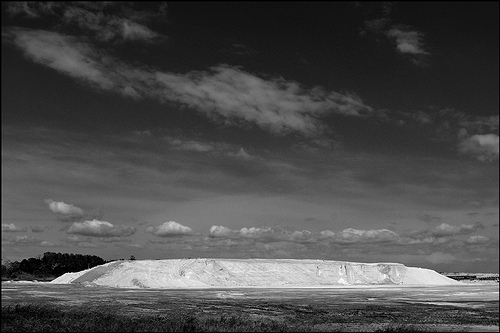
left=2, top=282, right=499, bottom=331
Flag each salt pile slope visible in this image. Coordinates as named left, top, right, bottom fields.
left=50, top=258, right=459, bottom=288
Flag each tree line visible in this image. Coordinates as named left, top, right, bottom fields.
left=1, top=252, right=108, bottom=281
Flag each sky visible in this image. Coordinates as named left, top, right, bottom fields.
left=1, top=2, right=498, bottom=273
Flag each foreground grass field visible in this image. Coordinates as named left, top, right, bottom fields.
left=2, top=302, right=498, bottom=332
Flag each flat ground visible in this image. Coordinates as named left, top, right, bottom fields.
left=2, top=282, right=498, bottom=332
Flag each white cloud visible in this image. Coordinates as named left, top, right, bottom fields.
left=67, top=219, right=136, bottom=237
left=320, top=230, right=336, bottom=238
left=385, top=25, right=430, bottom=66
left=458, top=134, right=499, bottom=161
left=386, top=27, right=429, bottom=55
left=2, top=223, right=27, bottom=232
left=466, top=235, right=491, bottom=244
left=336, top=228, right=399, bottom=243
left=239, top=227, right=274, bottom=238
left=146, top=221, right=194, bottom=237
left=209, top=225, right=236, bottom=238
left=209, top=225, right=400, bottom=245
left=45, top=199, right=84, bottom=216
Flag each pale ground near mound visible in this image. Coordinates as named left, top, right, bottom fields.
left=51, top=259, right=459, bottom=288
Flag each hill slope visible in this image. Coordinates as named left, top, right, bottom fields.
left=50, top=258, right=459, bottom=288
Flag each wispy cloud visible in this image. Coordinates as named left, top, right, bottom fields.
left=360, top=3, right=430, bottom=66
left=154, top=65, right=373, bottom=135
left=7, top=235, right=55, bottom=247
left=67, top=219, right=136, bottom=237
left=167, top=138, right=216, bottom=152
left=6, top=2, right=164, bottom=43
left=146, top=221, right=195, bottom=237
left=5, top=28, right=373, bottom=137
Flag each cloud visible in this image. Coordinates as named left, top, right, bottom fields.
left=403, top=222, right=485, bottom=240
left=458, top=134, right=499, bottom=161
left=154, top=65, right=373, bottom=136
left=64, top=235, right=100, bottom=247
left=386, top=25, right=430, bottom=65
left=209, top=225, right=236, bottom=238
left=5, top=2, right=40, bottom=18
left=5, top=28, right=373, bottom=137
left=466, top=235, right=491, bottom=244
left=386, top=27, right=429, bottom=55
left=226, top=148, right=255, bottom=160
left=121, top=20, right=158, bottom=41
left=6, top=2, right=163, bottom=43
left=11, top=30, right=116, bottom=90
left=168, top=138, right=215, bottom=152
left=432, top=222, right=485, bottom=237
left=209, top=225, right=400, bottom=245
left=2, top=223, right=28, bottom=232
left=364, top=18, right=391, bottom=34
left=209, top=225, right=309, bottom=242
left=7, top=235, right=54, bottom=246
left=320, top=230, right=336, bottom=238
left=45, top=199, right=84, bottom=216
left=146, top=221, right=194, bottom=237
left=45, top=199, right=86, bottom=222
left=65, top=235, right=83, bottom=243
left=67, top=219, right=136, bottom=237
left=39, top=241, right=56, bottom=247
left=336, top=228, right=399, bottom=243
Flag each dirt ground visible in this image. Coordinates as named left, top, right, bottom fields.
left=2, top=282, right=498, bottom=331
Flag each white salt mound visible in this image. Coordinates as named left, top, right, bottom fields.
left=50, top=258, right=459, bottom=288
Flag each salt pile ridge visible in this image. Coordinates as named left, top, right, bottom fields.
left=50, top=258, right=459, bottom=288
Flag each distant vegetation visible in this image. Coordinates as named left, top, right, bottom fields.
left=1, top=252, right=107, bottom=281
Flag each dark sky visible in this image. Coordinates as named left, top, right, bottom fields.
left=1, top=2, right=498, bottom=272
